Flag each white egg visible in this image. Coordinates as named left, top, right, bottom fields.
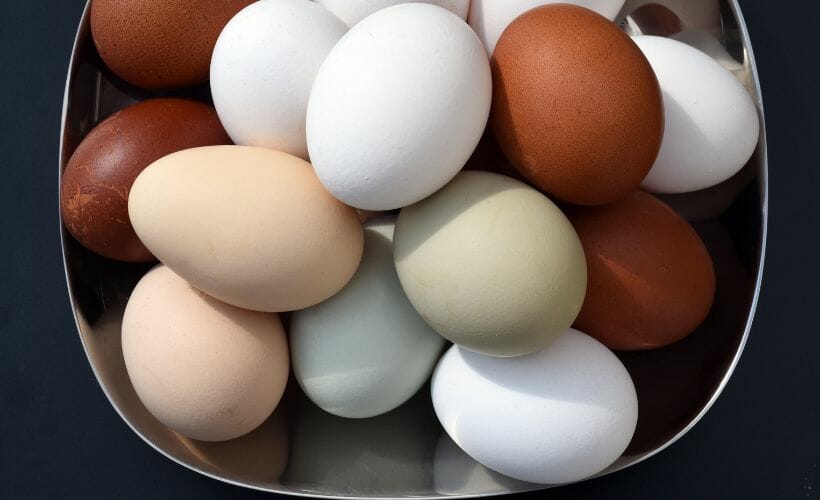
left=210, top=0, right=347, bottom=159
left=290, top=218, right=446, bottom=419
left=316, top=0, right=469, bottom=26
left=306, top=3, right=491, bottom=210
left=469, top=0, right=626, bottom=55
left=633, top=35, right=760, bottom=194
left=432, top=329, right=638, bottom=484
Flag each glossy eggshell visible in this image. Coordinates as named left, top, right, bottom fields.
left=317, top=0, right=469, bottom=26
left=210, top=0, right=347, bottom=159
left=60, top=98, right=231, bottom=262
left=290, top=218, right=445, bottom=419
left=394, top=171, right=587, bottom=357
left=307, top=3, right=491, bottom=210
left=569, top=190, right=716, bottom=350
left=633, top=36, right=760, bottom=194
left=122, top=265, right=289, bottom=442
left=432, top=330, right=638, bottom=484
left=128, top=146, right=364, bottom=312
left=90, top=0, right=255, bottom=90
left=469, top=0, right=626, bottom=55
left=491, top=4, right=664, bottom=205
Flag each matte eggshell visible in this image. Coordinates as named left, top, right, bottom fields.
left=122, top=265, right=289, bottom=442
left=316, top=0, right=469, bottom=25
left=290, top=218, right=445, bottom=419
left=60, top=98, right=231, bottom=262
left=210, top=0, right=347, bottom=159
left=469, top=0, right=626, bottom=54
left=432, top=330, right=638, bottom=484
left=90, top=0, right=255, bottom=90
left=394, top=171, right=587, bottom=357
left=491, top=4, right=663, bottom=206
left=307, top=3, right=491, bottom=210
left=128, top=146, right=363, bottom=312
left=633, top=36, right=760, bottom=194
left=569, top=190, right=716, bottom=350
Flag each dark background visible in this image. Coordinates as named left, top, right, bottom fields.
left=1, top=0, right=818, bottom=498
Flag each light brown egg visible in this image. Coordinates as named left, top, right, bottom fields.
left=122, top=265, right=289, bottom=442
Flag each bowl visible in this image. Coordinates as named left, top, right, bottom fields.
left=59, top=0, right=768, bottom=496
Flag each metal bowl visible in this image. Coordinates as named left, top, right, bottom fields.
left=59, top=0, right=768, bottom=497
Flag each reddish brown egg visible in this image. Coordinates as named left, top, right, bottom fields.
left=60, top=98, right=232, bottom=262
left=569, top=191, right=716, bottom=350
left=491, top=4, right=664, bottom=206
left=90, top=0, right=255, bottom=90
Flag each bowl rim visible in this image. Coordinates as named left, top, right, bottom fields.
left=58, top=0, right=769, bottom=497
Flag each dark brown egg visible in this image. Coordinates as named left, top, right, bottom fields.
left=60, top=98, right=232, bottom=262
left=90, top=0, right=255, bottom=90
left=491, top=4, right=664, bottom=206
left=569, top=191, right=716, bottom=350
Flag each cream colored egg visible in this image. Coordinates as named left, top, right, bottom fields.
left=394, top=171, right=587, bottom=357
left=128, top=145, right=364, bottom=312
left=122, top=265, right=289, bottom=442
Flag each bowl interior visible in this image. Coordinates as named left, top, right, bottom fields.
left=60, top=0, right=767, bottom=497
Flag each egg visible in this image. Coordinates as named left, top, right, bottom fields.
left=60, top=98, right=231, bottom=262
left=90, top=0, right=255, bottom=90
left=469, top=0, right=626, bottom=55
left=290, top=217, right=445, bottom=419
left=633, top=36, right=760, bottom=194
left=316, top=0, right=469, bottom=26
left=210, top=0, right=347, bottom=159
left=432, top=329, right=638, bottom=484
left=128, top=146, right=363, bottom=312
left=306, top=3, right=491, bottom=210
left=394, top=171, right=587, bottom=357
left=569, top=190, right=716, bottom=350
left=122, top=265, right=289, bottom=441
left=491, top=5, right=664, bottom=206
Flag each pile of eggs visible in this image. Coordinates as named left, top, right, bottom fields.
left=61, top=0, right=760, bottom=485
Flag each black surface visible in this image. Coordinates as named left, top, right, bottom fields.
left=1, top=1, right=818, bottom=499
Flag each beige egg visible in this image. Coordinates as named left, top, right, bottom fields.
left=394, top=171, right=587, bottom=357
left=128, top=145, right=364, bottom=312
left=122, top=265, right=289, bottom=442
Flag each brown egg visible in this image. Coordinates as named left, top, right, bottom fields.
left=491, top=5, right=664, bottom=206
left=90, top=0, right=255, bottom=90
left=61, top=98, right=231, bottom=262
left=569, top=191, right=716, bottom=350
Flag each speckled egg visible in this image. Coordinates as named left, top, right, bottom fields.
left=491, top=4, right=664, bottom=205
left=90, top=0, right=256, bottom=89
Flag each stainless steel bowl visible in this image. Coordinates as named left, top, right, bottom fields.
left=59, top=0, right=768, bottom=497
